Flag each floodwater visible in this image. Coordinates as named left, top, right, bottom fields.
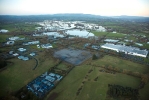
left=43, top=30, right=94, bottom=38
left=43, top=32, right=64, bottom=38
left=66, top=30, right=94, bottom=37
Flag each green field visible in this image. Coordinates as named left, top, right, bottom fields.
left=0, top=23, right=41, bottom=32
left=0, top=52, right=55, bottom=97
left=46, top=55, right=149, bottom=100
left=0, top=51, right=148, bottom=99
left=0, top=34, right=10, bottom=42
left=91, top=31, right=125, bottom=38
left=92, top=55, right=149, bottom=74
left=46, top=65, right=141, bottom=100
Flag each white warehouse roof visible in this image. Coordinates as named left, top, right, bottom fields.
left=101, top=43, right=148, bottom=58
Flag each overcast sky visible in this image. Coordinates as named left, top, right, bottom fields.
left=0, top=0, right=149, bottom=16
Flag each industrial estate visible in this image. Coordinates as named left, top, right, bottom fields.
left=0, top=14, right=149, bottom=100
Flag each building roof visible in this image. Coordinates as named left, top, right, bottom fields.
left=101, top=43, right=148, bottom=57
left=18, top=56, right=29, bottom=61
left=41, top=43, right=53, bottom=48
left=104, top=39, right=119, bottom=43
left=18, top=48, right=26, bottom=52
left=30, top=53, right=36, bottom=56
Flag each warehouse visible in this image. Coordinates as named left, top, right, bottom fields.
left=101, top=43, right=148, bottom=58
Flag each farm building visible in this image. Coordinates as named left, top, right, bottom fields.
left=9, top=36, right=19, bottom=41
left=18, top=56, right=29, bottom=61
left=18, top=48, right=26, bottom=52
left=6, top=41, right=14, bottom=45
left=104, top=39, right=119, bottom=43
left=23, top=41, right=39, bottom=45
left=41, top=43, right=53, bottom=49
left=135, top=43, right=143, bottom=46
left=101, top=43, right=148, bottom=58
left=0, top=29, right=8, bottom=33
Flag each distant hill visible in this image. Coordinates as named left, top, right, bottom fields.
left=109, top=15, right=149, bottom=22
left=0, top=13, right=149, bottom=23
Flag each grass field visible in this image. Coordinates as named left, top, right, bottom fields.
left=46, top=64, right=141, bottom=100
left=139, top=83, right=149, bottom=100
left=0, top=23, right=41, bottom=32
left=44, top=55, right=149, bottom=100
left=56, top=63, right=69, bottom=70
left=0, top=52, right=55, bottom=97
left=91, top=31, right=125, bottom=38
left=0, top=34, right=10, bottom=42
left=92, top=55, right=149, bottom=74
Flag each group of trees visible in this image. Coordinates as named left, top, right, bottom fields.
left=0, top=60, right=7, bottom=69
left=108, top=84, right=139, bottom=99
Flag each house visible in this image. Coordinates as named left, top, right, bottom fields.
left=84, top=43, right=91, bottom=48
left=18, top=48, right=26, bottom=52
left=135, top=43, right=143, bottom=46
left=101, top=43, right=148, bottom=58
left=9, top=51, right=14, bottom=54
left=37, top=45, right=40, bottom=48
left=30, top=52, right=36, bottom=56
left=23, top=41, right=40, bottom=45
left=0, top=29, right=8, bottom=33
left=6, top=41, right=14, bottom=45
left=33, top=33, right=44, bottom=36
left=18, top=56, right=29, bottom=61
left=91, top=45, right=100, bottom=50
left=9, top=37, right=19, bottom=41
left=13, top=53, right=19, bottom=56
left=104, top=39, right=119, bottom=43
left=28, top=41, right=39, bottom=45
left=41, top=43, right=53, bottom=49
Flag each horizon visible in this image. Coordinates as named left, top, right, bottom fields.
left=0, top=13, right=149, bottom=18
left=0, top=0, right=149, bottom=17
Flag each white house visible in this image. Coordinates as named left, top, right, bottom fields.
left=9, top=37, right=19, bottom=41
left=28, top=41, right=39, bottom=45
left=135, top=43, right=143, bottom=46
left=23, top=41, right=40, bottom=45
left=6, top=41, right=14, bottom=45
left=104, top=39, right=119, bottom=43
left=41, top=43, right=53, bottom=49
left=18, top=48, right=26, bottom=52
left=96, top=26, right=106, bottom=32
left=0, top=29, right=8, bottom=33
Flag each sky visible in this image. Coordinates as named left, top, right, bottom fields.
left=0, top=0, right=149, bottom=17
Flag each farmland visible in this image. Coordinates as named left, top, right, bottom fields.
left=46, top=55, right=149, bottom=100
left=91, top=31, right=125, bottom=38
left=0, top=15, right=149, bottom=100
left=0, top=51, right=55, bottom=97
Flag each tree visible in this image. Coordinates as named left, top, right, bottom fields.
left=0, top=60, right=7, bottom=69
left=141, top=74, right=149, bottom=84
left=108, top=65, right=113, bottom=70
left=92, top=54, right=98, bottom=60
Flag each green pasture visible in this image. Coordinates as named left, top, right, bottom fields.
left=46, top=64, right=141, bottom=100
left=92, top=55, right=149, bottom=74
left=91, top=31, right=125, bottom=38
left=0, top=55, right=55, bottom=97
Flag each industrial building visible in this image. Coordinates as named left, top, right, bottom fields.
left=101, top=43, right=148, bottom=58
left=104, top=39, right=119, bottom=43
